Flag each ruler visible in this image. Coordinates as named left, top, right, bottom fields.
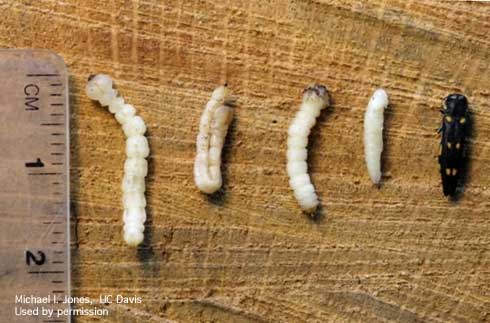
left=0, top=50, right=70, bottom=322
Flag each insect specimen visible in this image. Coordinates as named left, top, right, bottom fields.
left=86, top=74, right=149, bottom=247
left=438, top=94, right=469, bottom=197
left=287, top=84, right=330, bottom=213
left=364, top=89, right=389, bottom=185
left=194, top=85, right=234, bottom=194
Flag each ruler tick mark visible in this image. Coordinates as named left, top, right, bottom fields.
left=28, top=270, right=64, bottom=274
left=50, top=83, right=62, bottom=86
left=41, top=123, right=63, bottom=126
left=50, top=113, right=64, bottom=116
left=26, top=73, right=59, bottom=77
left=52, top=280, right=63, bottom=284
left=51, top=162, right=63, bottom=165
left=28, top=172, right=61, bottom=176
left=52, top=261, right=64, bottom=264
left=50, top=94, right=62, bottom=97
left=51, top=153, right=63, bottom=156
left=51, top=133, right=64, bottom=136
left=50, top=143, right=63, bottom=146
left=51, top=103, right=63, bottom=106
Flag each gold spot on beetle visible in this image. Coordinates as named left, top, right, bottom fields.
left=452, top=168, right=458, bottom=176
left=445, top=116, right=453, bottom=122
left=447, top=142, right=452, bottom=149
left=445, top=168, right=451, bottom=176
left=456, top=143, right=461, bottom=149
left=460, top=117, right=466, bottom=124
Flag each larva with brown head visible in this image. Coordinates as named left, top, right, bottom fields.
left=86, top=74, right=149, bottom=247
left=287, top=85, right=330, bottom=213
left=194, top=85, right=234, bottom=194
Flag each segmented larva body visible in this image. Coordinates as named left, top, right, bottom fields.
left=364, top=89, right=389, bottom=185
left=194, top=85, right=234, bottom=194
left=86, top=74, right=149, bottom=247
left=287, top=85, right=330, bottom=213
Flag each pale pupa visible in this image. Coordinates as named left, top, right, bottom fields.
left=194, top=85, right=234, bottom=194
left=364, top=88, right=388, bottom=185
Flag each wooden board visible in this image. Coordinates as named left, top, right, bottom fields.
left=1, top=0, right=489, bottom=322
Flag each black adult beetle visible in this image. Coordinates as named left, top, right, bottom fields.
left=438, top=94, right=469, bottom=197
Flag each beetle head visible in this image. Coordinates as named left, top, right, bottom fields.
left=444, top=94, right=468, bottom=117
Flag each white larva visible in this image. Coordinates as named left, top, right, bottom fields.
left=287, top=85, right=330, bottom=213
left=364, top=88, right=389, bottom=185
left=194, top=85, right=234, bottom=194
left=86, top=74, right=149, bottom=247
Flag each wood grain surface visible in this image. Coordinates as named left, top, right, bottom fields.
left=1, top=0, right=490, bottom=322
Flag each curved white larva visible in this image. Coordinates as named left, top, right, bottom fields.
left=364, top=88, right=389, bottom=185
left=194, top=85, right=234, bottom=194
left=287, top=85, right=330, bottom=213
left=86, top=74, right=149, bottom=247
